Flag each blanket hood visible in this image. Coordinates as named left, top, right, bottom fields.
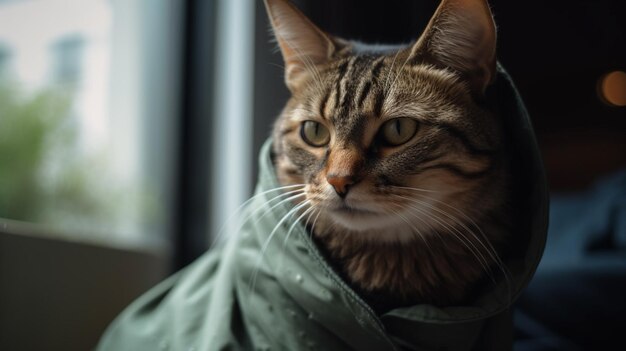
left=97, top=65, right=548, bottom=351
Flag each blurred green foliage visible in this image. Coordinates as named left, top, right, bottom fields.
left=0, top=81, right=117, bottom=231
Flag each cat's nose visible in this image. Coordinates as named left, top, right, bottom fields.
left=326, top=175, right=355, bottom=198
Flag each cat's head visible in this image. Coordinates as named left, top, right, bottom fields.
left=266, top=0, right=506, bottom=241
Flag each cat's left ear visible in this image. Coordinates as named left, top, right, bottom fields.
left=264, top=0, right=344, bottom=92
left=410, top=0, right=497, bottom=95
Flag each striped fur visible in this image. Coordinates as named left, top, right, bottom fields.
left=265, top=0, right=509, bottom=309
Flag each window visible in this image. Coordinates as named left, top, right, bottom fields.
left=0, top=0, right=182, bottom=250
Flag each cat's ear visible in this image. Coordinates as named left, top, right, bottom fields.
left=410, top=0, right=497, bottom=94
left=264, top=0, right=342, bottom=91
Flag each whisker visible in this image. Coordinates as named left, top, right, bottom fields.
left=278, top=34, right=326, bottom=96
left=388, top=206, right=433, bottom=252
left=387, top=51, right=413, bottom=99
left=248, top=200, right=310, bottom=294
left=279, top=203, right=315, bottom=267
left=393, top=188, right=512, bottom=291
left=394, top=193, right=513, bottom=300
left=384, top=50, right=401, bottom=92
left=393, top=194, right=496, bottom=283
left=303, top=205, right=316, bottom=230
left=268, top=62, right=285, bottom=70
left=308, top=207, right=323, bottom=242
left=392, top=187, right=502, bottom=263
left=251, top=191, right=307, bottom=226
left=224, top=189, right=306, bottom=244
left=210, top=184, right=305, bottom=248
left=386, top=202, right=452, bottom=251
left=390, top=185, right=440, bottom=193
left=395, top=194, right=494, bottom=264
left=220, top=189, right=306, bottom=263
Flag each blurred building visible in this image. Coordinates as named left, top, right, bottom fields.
left=0, top=0, right=111, bottom=155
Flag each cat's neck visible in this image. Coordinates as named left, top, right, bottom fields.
left=311, top=214, right=506, bottom=312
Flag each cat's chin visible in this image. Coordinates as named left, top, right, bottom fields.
left=330, top=206, right=381, bottom=228
left=326, top=207, right=417, bottom=242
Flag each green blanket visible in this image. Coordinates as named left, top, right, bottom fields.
left=97, top=65, right=548, bottom=351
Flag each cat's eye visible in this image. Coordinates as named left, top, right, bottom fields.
left=381, top=118, right=418, bottom=146
left=301, top=121, right=330, bottom=147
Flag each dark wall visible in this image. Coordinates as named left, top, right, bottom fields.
left=492, top=0, right=626, bottom=191
left=253, top=0, right=626, bottom=191
left=0, top=225, right=169, bottom=351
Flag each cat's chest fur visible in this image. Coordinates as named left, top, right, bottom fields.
left=310, top=203, right=510, bottom=312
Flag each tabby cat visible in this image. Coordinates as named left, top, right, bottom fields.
left=265, top=0, right=511, bottom=310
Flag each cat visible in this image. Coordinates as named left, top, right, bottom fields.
left=265, top=0, right=512, bottom=311
left=95, top=2, right=535, bottom=348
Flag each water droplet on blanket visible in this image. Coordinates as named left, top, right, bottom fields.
left=295, top=273, right=303, bottom=283
left=318, top=288, right=331, bottom=299
left=355, top=315, right=368, bottom=326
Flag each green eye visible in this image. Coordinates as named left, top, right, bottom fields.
left=381, top=117, right=418, bottom=146
left=301, top=121, right=330, bottom=147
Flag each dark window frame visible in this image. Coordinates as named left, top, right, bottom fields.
left=172, top=0, right=218, bottom=269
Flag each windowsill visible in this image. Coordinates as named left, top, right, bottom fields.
left=0, top=217, right=170, bottom=256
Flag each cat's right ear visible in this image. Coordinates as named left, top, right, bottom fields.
left=264, top=0, right=342, bottom=92
left=409, top=0, right=497, bottom=95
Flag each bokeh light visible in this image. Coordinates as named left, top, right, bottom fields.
left=599, top=70, right=626, bottom=107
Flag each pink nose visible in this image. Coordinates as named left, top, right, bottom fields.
left=326, top=175, right=355, bottom=198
